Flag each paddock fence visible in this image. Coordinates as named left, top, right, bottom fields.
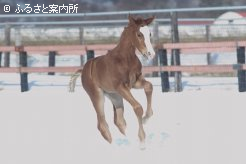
left=0, top=40, right=246, bottom=92
left=1, top=6, right=246, bottom=92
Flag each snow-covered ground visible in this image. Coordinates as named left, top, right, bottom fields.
left=0, top=74, right=246, bottom=164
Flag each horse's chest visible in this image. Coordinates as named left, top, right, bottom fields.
left=111, top=55, right=142, bottom=88
left=129, top=62, right=141, bottom=72
left=126, top=61, right=141, bottom=87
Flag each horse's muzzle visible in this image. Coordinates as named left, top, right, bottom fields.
left=143, top=51, right=155, bottom=60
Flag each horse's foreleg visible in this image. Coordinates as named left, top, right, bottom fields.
left=142, top=80, right=153, bottom=123
left=117, top=85, right=145, bottom=145
left=134, top=76, right=153, bottom=124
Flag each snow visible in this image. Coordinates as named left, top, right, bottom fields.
left=1, top=73, right=246, bottom=164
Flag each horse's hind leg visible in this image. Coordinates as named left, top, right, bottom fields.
left=105, top=93, right=126, bottom=135
left=117, top=84, right=145, bottom=145
left=83, top=85, right=112, bottom=143
left=81, top=60, right=112, bottom=143
left=113, top=105, right=127, bottom=135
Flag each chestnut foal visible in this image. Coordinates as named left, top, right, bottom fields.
left=69, top=15, right=155, bottom=146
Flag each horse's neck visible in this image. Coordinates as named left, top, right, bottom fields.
left=114, top=28, right=136, bottom=56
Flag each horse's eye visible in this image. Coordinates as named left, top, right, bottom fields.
left=150, top=33, right=152, bottom=37
left=137, top=33, right=142, bottom=37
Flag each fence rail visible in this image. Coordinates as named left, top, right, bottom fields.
left=1, top=64, right=246, bottom=74
left=1, top=40, right=246, bottom=54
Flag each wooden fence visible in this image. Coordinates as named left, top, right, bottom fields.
left=0, top=41, right=246, bottom=92
left=160, top=41, right=246, bottom=92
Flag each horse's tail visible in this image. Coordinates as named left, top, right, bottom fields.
left=68, top=69, right=83, bottom=92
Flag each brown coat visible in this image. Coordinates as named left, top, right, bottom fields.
left=71, top=15, right=155, bottom=147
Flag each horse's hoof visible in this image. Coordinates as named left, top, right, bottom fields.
left=102, top=131, right=112, bottom=143
left=98, top=124, right=112, bottom=143
left=118, top=126, right=126, bottom=136
left=115, top=119, right=127, bottom=135
left=142, top=116, right=150, bottom=124
left=139, top=141, right=146, bottom=150
left=142, top=110, right=153, bottom=124
left=142, top=115, right=151, bottom=124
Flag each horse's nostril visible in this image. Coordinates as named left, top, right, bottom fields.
left=148, top=52, right=151, bottom=56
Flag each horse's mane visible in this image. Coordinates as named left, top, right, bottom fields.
left=134, top=17, right=146, bottom=26
left=127, top=17, right=147, bottom=27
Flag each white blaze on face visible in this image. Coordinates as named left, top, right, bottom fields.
left=139, top=26, right=156, bottom=59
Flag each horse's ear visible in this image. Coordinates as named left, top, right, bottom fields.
left=145, top=16, right=155, bottom=25
left=128, top=14, right=136, bottom=25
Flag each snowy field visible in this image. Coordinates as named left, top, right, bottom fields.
left=0, top=74, right=246, bottom=164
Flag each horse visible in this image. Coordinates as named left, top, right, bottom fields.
left=69, top=15, right=155, bottom=146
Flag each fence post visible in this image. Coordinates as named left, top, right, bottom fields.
left=20, top=51, right=28, bottom=92
left=237, top=47, right=246, bottom=92
left=4, top=24, right=11, bottom=67
left=152, top=20, right=159, bottom=77
left=170, top=12, right=182, bottom=92
left=206, top=25, right=212, bottom=65
left=159, top=49, right=170, bottom=92
left=15, top=27, right=28, bottom=92
left=48, top=51, right=56, bottom=75
left=87, top=50, right=95, bottom=60
left=79, top=26, right=86, bottom=66
left=0, top=52, right=2, bottom=67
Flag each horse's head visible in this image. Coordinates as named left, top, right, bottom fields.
left=128, top=15, right=156, bottom=60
